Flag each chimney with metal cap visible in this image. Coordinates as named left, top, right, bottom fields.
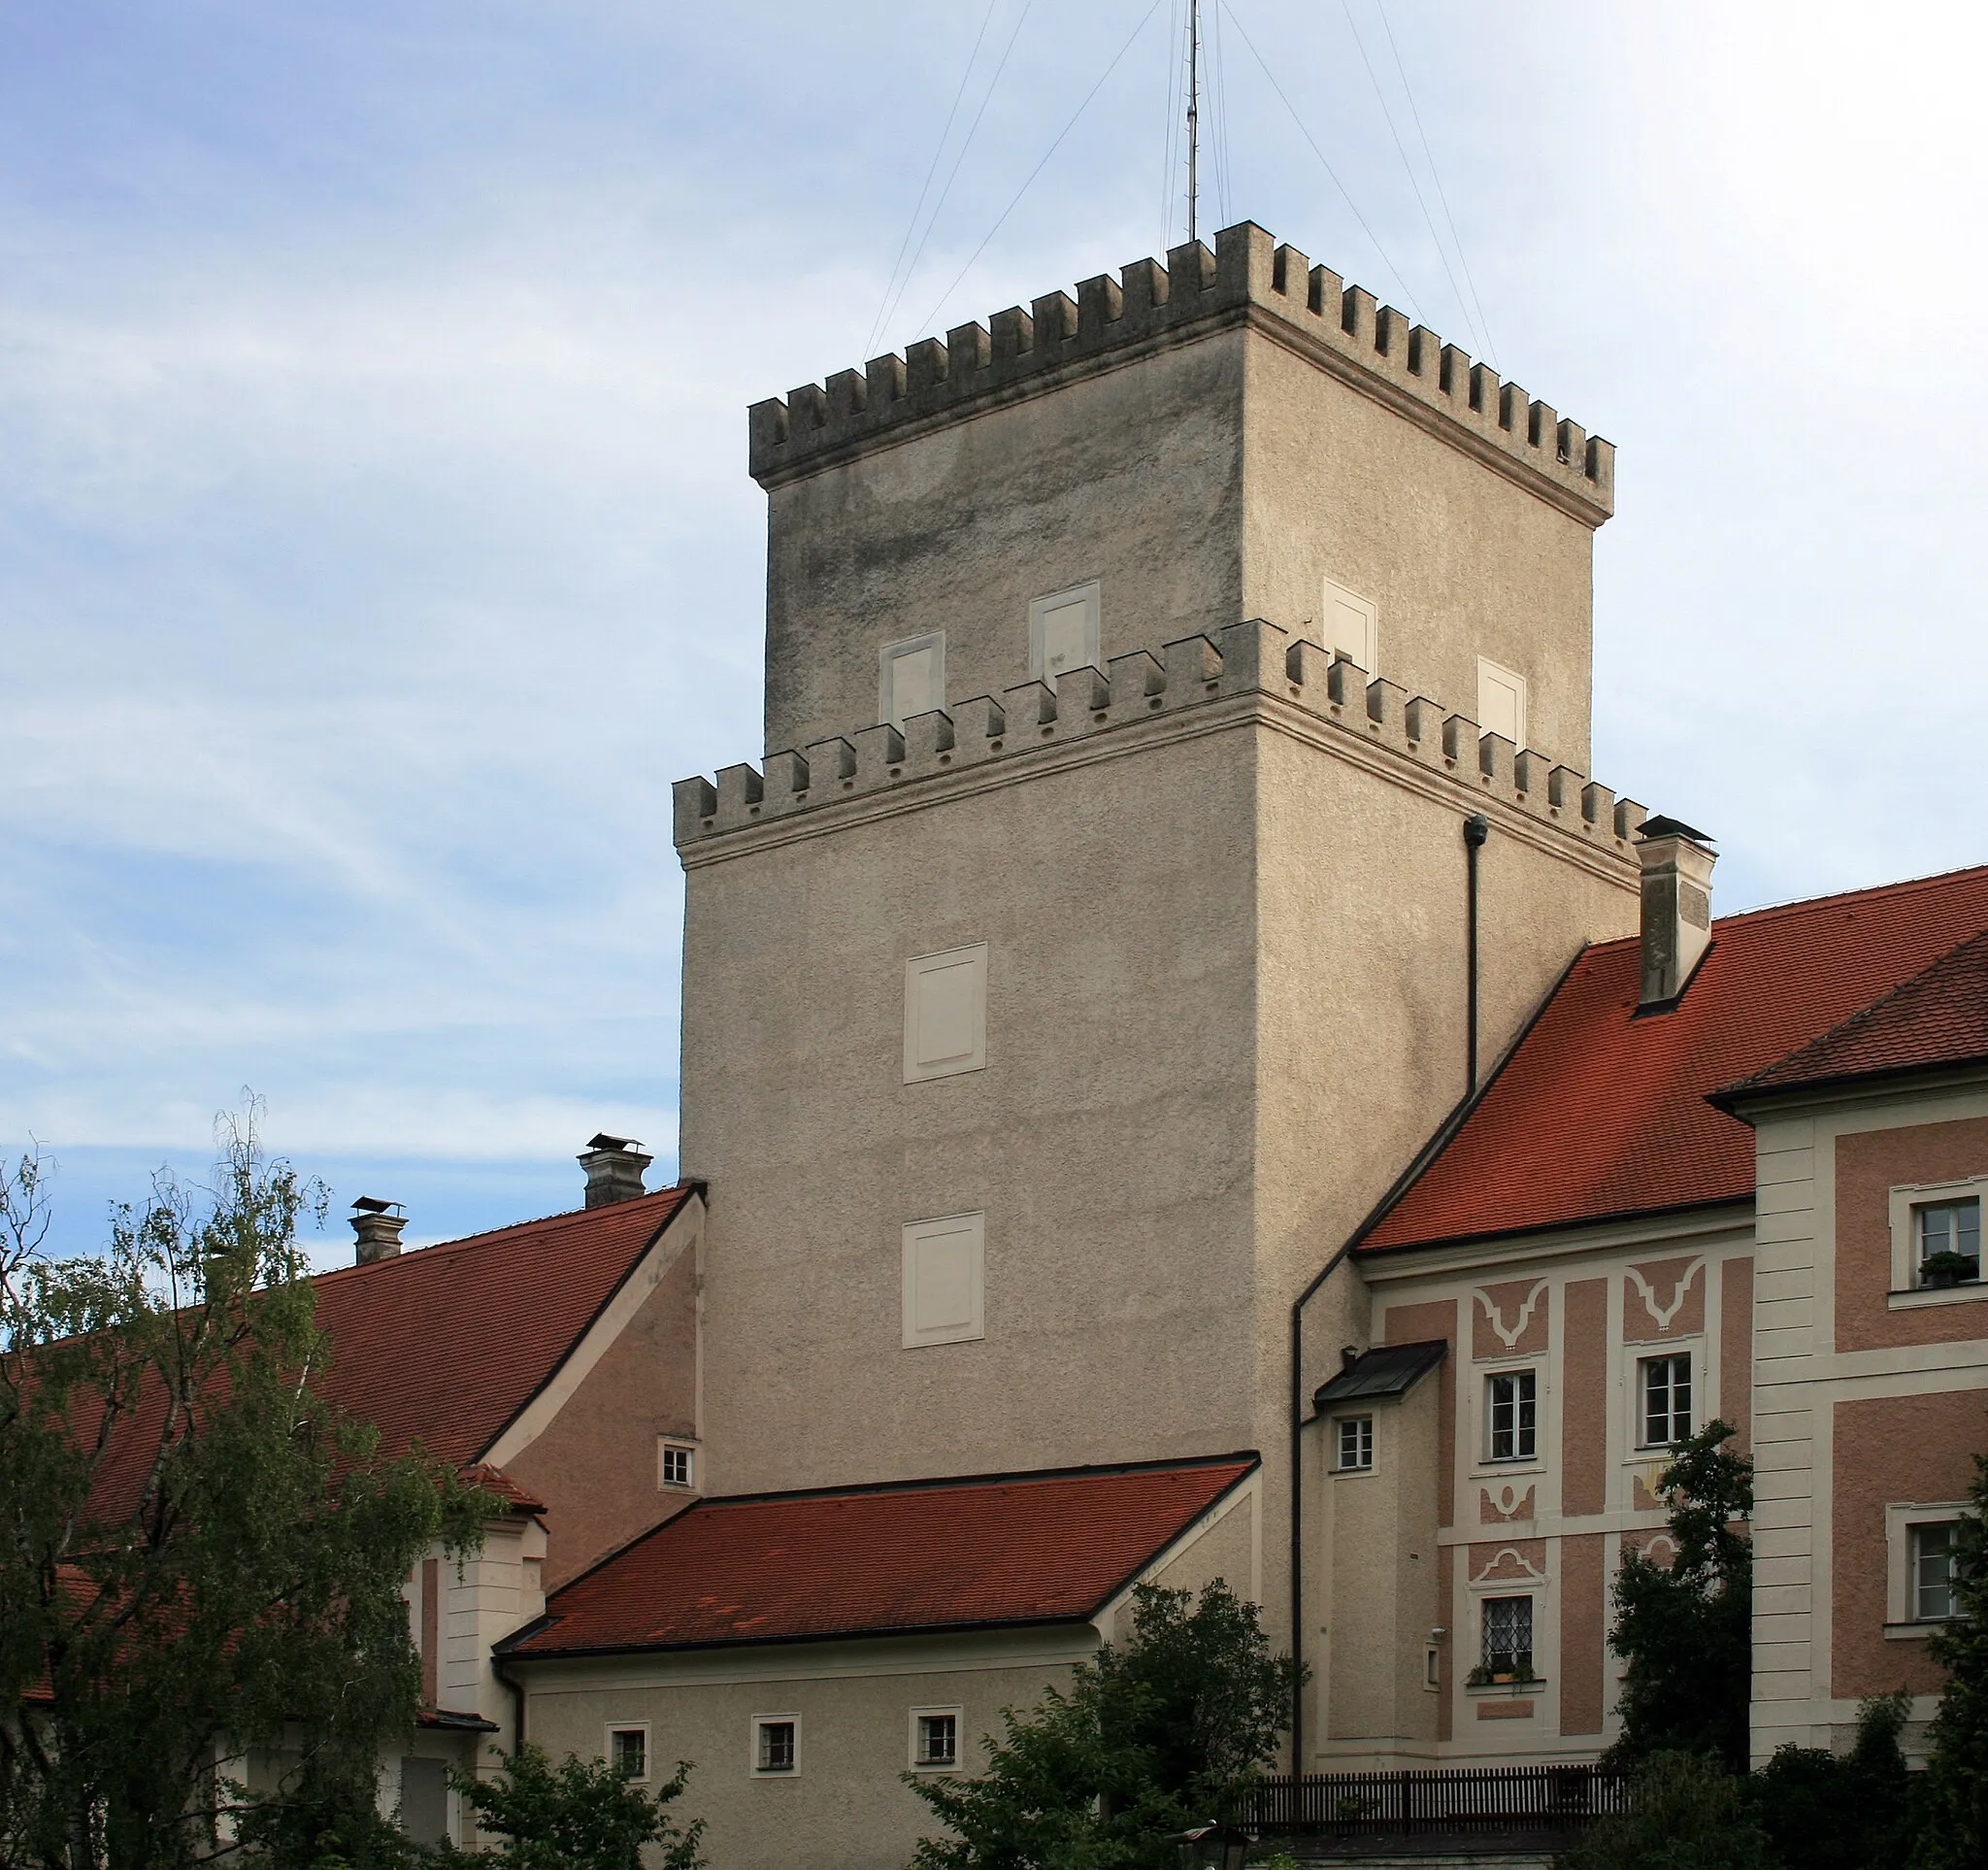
left=579, top=1133, right=652, bottom=1208
left=350, top=1196, right=408, bottom=1265
left=1636, top=816, right=1716, bottom=1007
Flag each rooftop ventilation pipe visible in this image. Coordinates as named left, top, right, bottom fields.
left=1636, top=816, right=1717, bottom=1007
left=350, top=1196, right=408, bottom=1265
left=579, top=1133, right=652, bottom=1208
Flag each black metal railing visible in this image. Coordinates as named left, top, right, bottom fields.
left=1236, top=1764, right=1630, bottom=1837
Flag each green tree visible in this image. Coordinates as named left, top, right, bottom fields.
left=1750, top=1690, right=1910, bottom=1870
left=0, top=1116, right=492, bottom=1870
left=444, top=1744, right=705, bottom=1870
left=1554, top=1752, right=1772, bottom=1870
left=907, top=1580, right=1303, bottom=1870
left=1606, top=1420, right=1753, bottom=1774
left=1913, top=1446, right=1988, bottom=1869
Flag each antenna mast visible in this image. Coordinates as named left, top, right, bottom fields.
left=1185, top=0, right=1201, bottom=245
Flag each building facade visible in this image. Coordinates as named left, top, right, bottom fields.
left=293, top=221, right=1988, bottom=1862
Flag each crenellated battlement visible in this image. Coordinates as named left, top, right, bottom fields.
left=674, top=618, right=1643, bottom=859
left=748, top=221, right=1613, bottom=522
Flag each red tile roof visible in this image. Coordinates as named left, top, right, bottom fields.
left=1722, top=928, right=1988, bottom=1098
left=1364, top=866, right=1988, bottom=1252
left=82, top=1187, right=695, bottom=1523
left=503, top=1454, right=1258, bottom=1657
left=306, top=1185, right=693, bottom=1468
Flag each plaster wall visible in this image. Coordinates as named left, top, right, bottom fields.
left=1239, top=338, right=1596, bottom=771
left=763, top=335, right=1244, bottom=756
left=506, top=1249, right=701, bottom=1589
left=519, top=1630, right=1095, bottom=1870
left=681, top=719, right=1261, bottom=1502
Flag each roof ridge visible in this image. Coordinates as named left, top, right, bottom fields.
left=691, top=1448, right=1261, bottom=1511
left=312, top=1184, right=690, bottom=1286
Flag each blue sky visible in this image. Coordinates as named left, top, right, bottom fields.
left=6, top=1, right=1985, bottom=1261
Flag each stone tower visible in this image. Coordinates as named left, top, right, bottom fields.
left=672, top=221, right=1641, bottom=1689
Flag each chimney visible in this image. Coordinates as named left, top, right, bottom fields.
left=350, top=1196, right=408, bottom=1265
left=1636, top=816, right=1716, bottom=1007
left=579, top=1133, right=652, bottom=1209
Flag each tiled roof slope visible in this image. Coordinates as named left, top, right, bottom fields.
left=308, top=1186, right=694, bottom=1466
left=504, top=1454, right=1257, bottom=1658
left=1365, top=866, right=1988, bottom=1252
left=1722, top=928, right=1988, bottom=1097
left=83, top=1186, right=694, bottom=1523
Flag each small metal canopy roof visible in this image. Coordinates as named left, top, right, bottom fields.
left=1311, top=1339, right=1448, bottom=1412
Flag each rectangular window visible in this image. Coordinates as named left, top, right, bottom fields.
left=1336, top=1416, right=1374, bottom=1472
left=609, top=1727, right=648, bottom=1781
left=912, top=1711, right=958, bottom=1769
left=1640, top=1354, right=1692, bottom=1449
left=1321, top=578, right=1379, bottom=673
left=1475, top=656, right=1529, bottom=749
left=659, top=1442, right=694, bottom=1489
left=1916, top=1198, right=1981, bottom=1283
left=902, top=1213, right=985, bottom=1348
left=753, top=1717, right=799, bottom=1775
left=880, top=632, right=945, bottom=728
left=398, top=1756, right=449, bottom=1845
left=1486, top=1370, right=1537, bottom=1461
left=904, top=944, right=988, bottom=1083
left=1481, top=1595, right=1534, bottom=1677
left=1028, top=583, right=1101, bottom=684
left=1915, top=1522, right=1960, bottom=1621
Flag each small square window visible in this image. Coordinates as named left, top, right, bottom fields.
left=1481, top=1595, right=1534, bottom=1677
left=753, top=1717, right=798, bottom=1775
left=912, top=1711, right=958, bottom=1769
left=1336, top=1416, right=1374, bottom=1472
left=1486, top=1371, right=1537, bottom=1462
left=608, top=1727, right=647, bottom=1781
left=1915, top=1198, right=1981, bottom=1285
left=660, top=1442, right=695, bottom=1489
left=1639, top=1354, right=1692, bottom=1449
left=1915, top=1522, right=1961, bottom=1621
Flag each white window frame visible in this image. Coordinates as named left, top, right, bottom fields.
left=901, top=1212, right=986, bottom=1349
left=1334, top=1415, right=1375, bottom=1474
left=908, top=1705, right=963, bottom=1772
left=1475, top=655, right=1529, bottom=750
left=1637, top=1352, right=1693, bottom=1451
left=1028, top=582, right=1102, bottom=684
left=1886, top=1503, right=1971, bottom=1633
left=1887, top=1177, right=1988, bottom=1301
left=605, top=1722, right=650, bottom=1783
left=1483, top=1367, right=1539, bottom=1465
left=879, top=631, right=946, bottom=728
left=903, top=943, right=988, bottom=1084
left=750, top=1714, right=801, bottom=1777
left=1320, top=577, right=1379, bottom=673
left=658, top=1439, right=696, bottom=1490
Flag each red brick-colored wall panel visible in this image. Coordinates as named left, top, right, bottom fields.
left=1385, top=1299, right=1457, bottom=1529
left=1562, top=1279, right=1609, bottom=1518
left=1559, top=1532, right=1607, bottom=1736
left=1831, top=1389, right=1988, bottom=1698
left=1623, top=1255, right=1705, bottom=1342
left=1472, top=1279, right=1550, bottom=1360
left=1836, top=1118, right=1988, bottom=1354
left=1720, top=1259, right=1753, bottom=1453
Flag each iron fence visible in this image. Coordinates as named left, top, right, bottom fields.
left=1235, top=1763, right=1630, bottom=1837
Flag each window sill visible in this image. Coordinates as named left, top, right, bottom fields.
left=1883, top=1620, right=1949, bottom=1640
left=1332, top=1464, right=1379, bottom=1480
left=1465, top=1678, right=1547, bottom=1696
left=1888, top=1284, right=1988, bottom=1311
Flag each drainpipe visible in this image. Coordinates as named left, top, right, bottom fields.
left=1464, top=814, right=1489, bottom=1092
left=492, top=1656, right=525, bottom=1755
